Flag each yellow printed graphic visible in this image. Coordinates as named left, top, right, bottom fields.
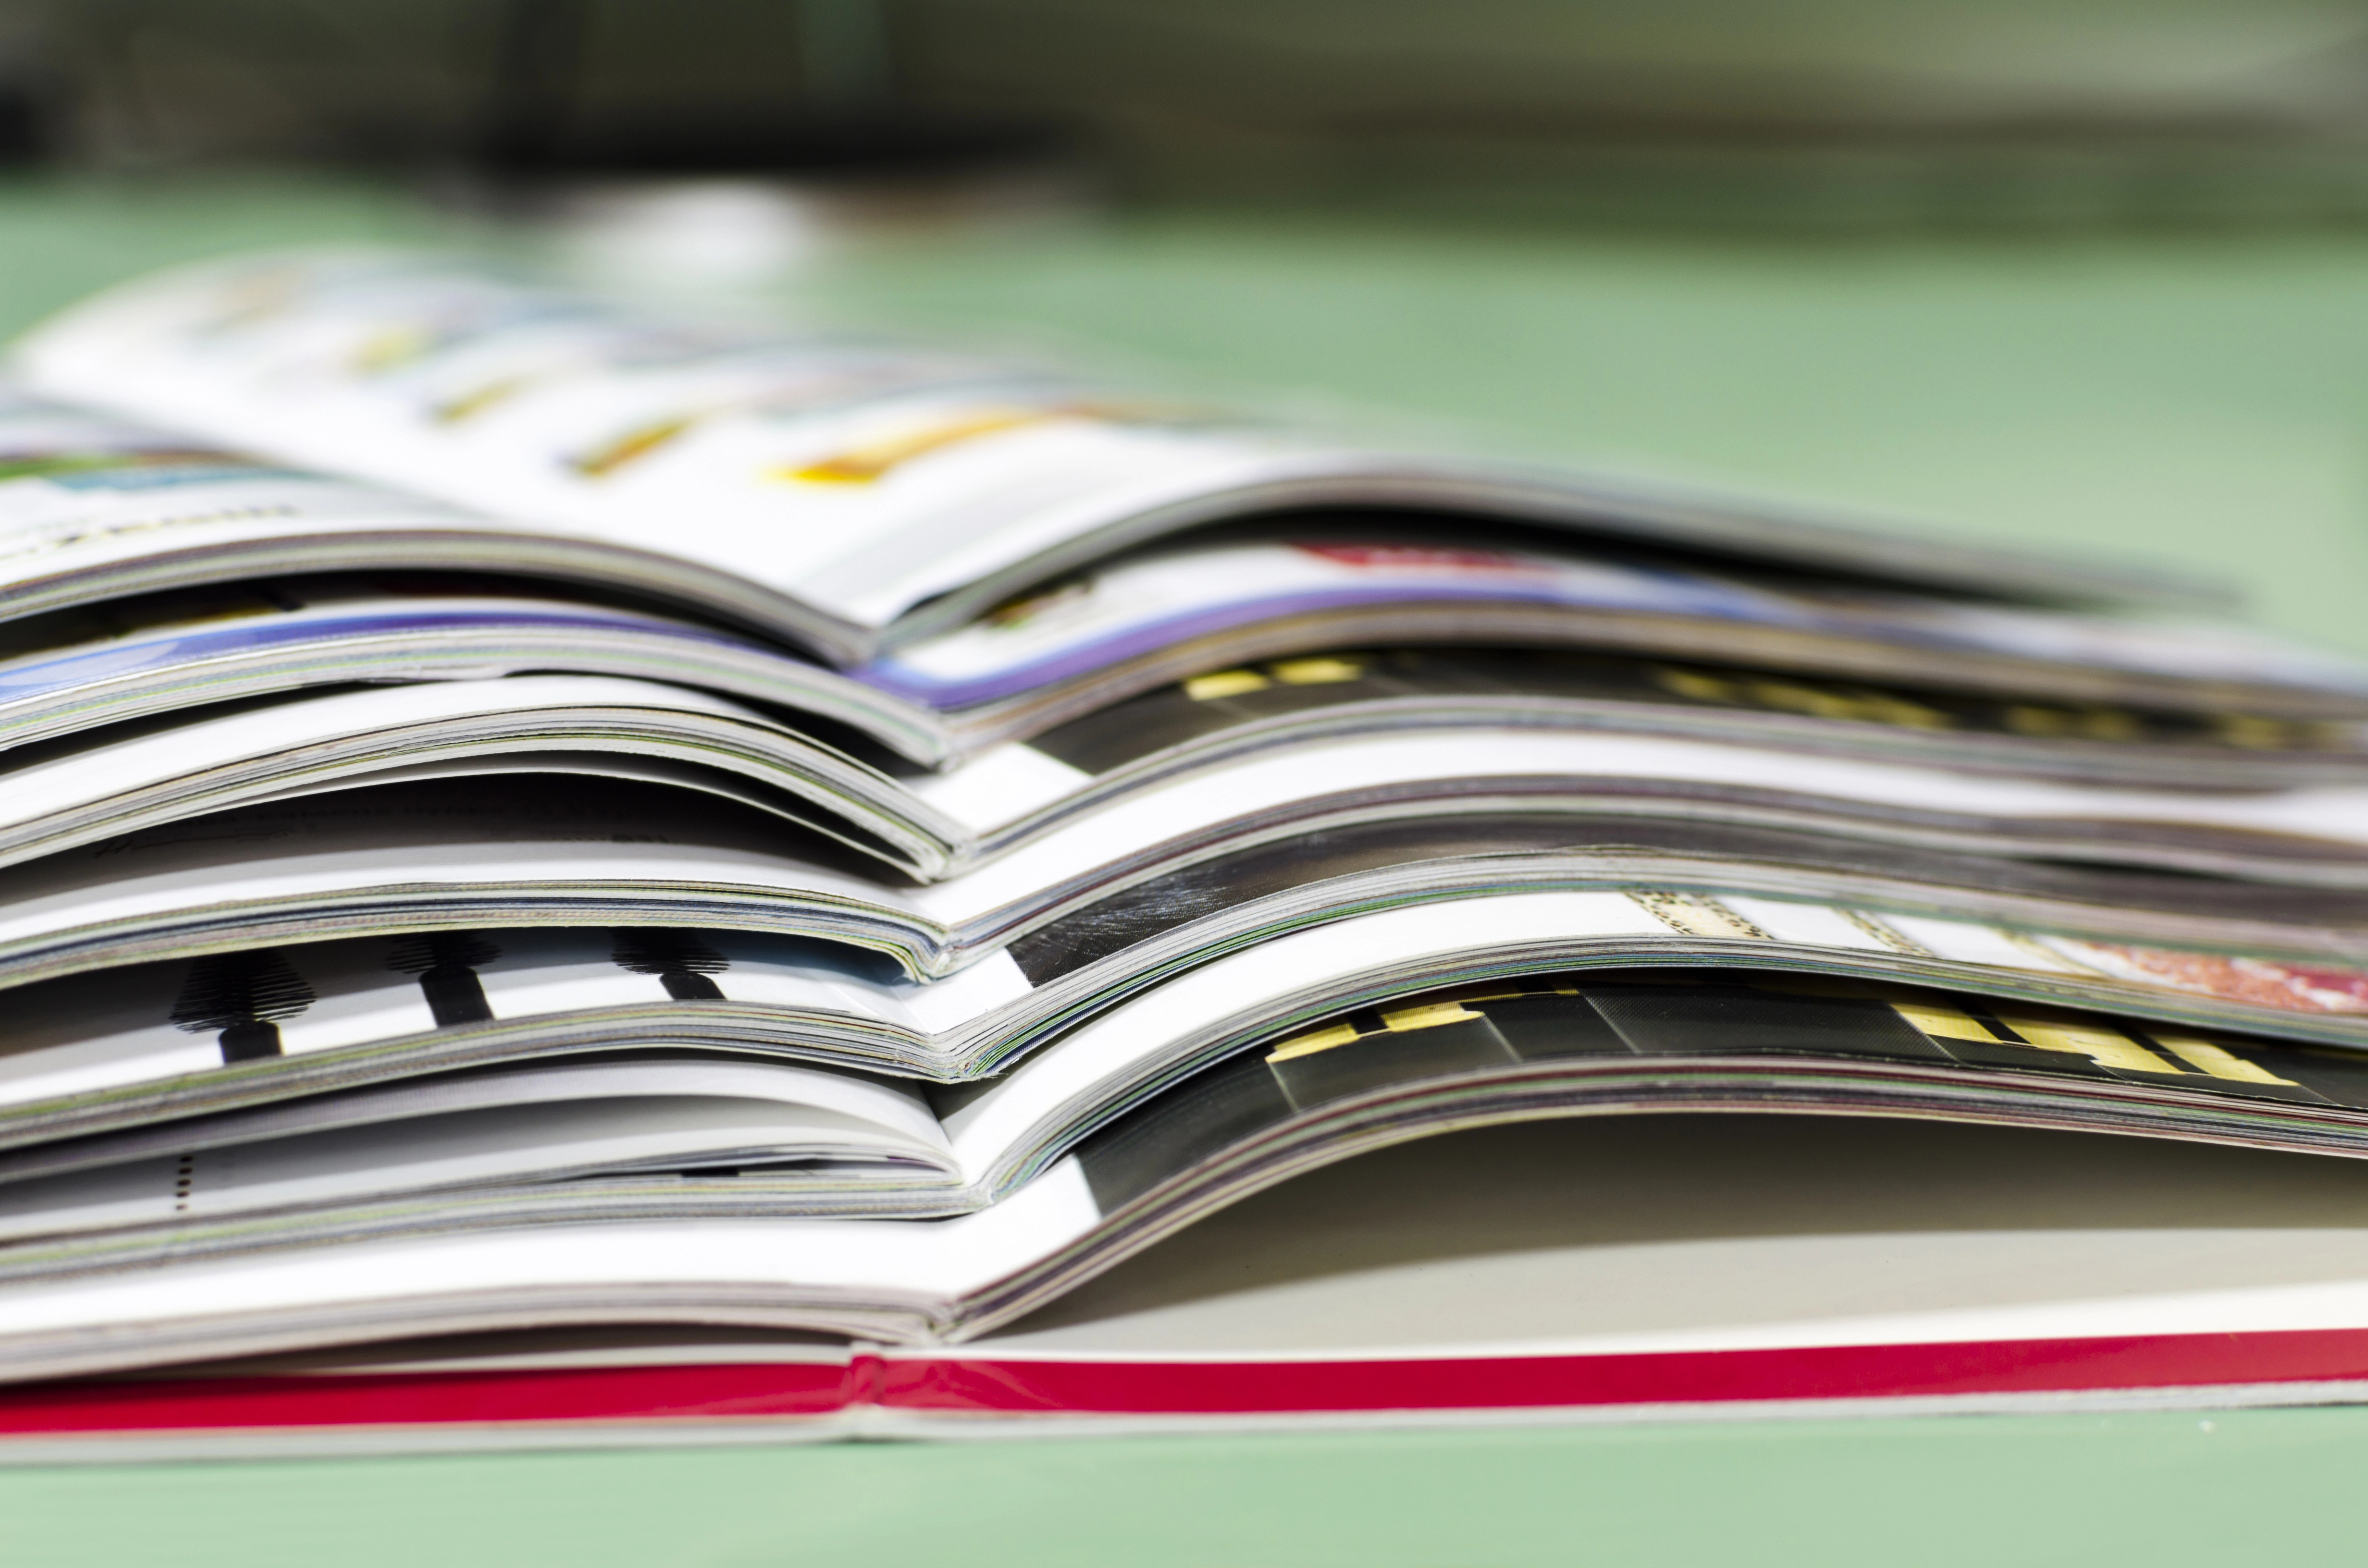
left=2149, top=1034, right=2301, bottom=1085
left=571, top=416, right=701, bottom=478
left=1995, top=1015, right=2180, bottom=1075
left=1270, top=657, right=1366, bottom=686
left=2212, top=713, right=2312, bottom=750
left=1265, top=1000, right=1488, bottom=1064
left=1266, top=1023, right=1363, bottom=1063
left=780, top=408, right=1057, bottom=485
left=1651, top=666, right=1735, bottom=703
left=1745, top=677, right=1949, bottom=731
left=1453, top=984, right=1580, bottom=1005
left=1648, top=666, right=1948, bottom=730
left=2004, top=705, right=2141, bottom=742
left=433, top=376, right=534, bottom=425
left=1378, top=1002, right=1485, bottom=1033
left=350, top=326, right=435, bottom=375
left=1184, top=669, right=1271, bottom=700
left=1890, top=998, right=2001, bottom=1043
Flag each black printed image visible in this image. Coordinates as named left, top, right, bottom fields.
left=384, top=933, right=503, bottom=1026
left=611, top=929, right=731, bottom=1000
left=169, top=950, right=317, bottom=1063
left=1023, top=645, right=2319, bottom=782
left=1074, top=969, right=2363, bottom=1216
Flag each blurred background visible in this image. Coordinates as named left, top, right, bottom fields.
left=2, top=0, right=2368, bottom=645
left=12, top=0, right=2368, bottom=221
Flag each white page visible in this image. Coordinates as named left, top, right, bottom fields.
left=0, top=404, right=809, bottom=648
left=7, top=871, right=2368, bottom=1138
left=0, top=1095, right=947, bottom=1241
left=0, top=818, right=936, bottom=981
left=940, top=890, right=1669, bottom=1180
left=0, top=1056, right=951, bottom=1186
left=0, top=584, right=944, bottom=763
left=956, top=1117, right=2368, bottom=1363
left=866, top=538, right=2368, bottom=709
left=915, top=728, right=2368, bottom=922
left=0, top=1159, right=1103, bottom=1360
left=1, top=256, right=1411, bottom=635
left=14, top=249, right=2194, bottom=649
left=0, top=673, right=955, bottom=875
left=0, top=929, right=972, bottom=1113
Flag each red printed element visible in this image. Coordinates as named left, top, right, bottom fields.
left=1294, top=543, right=1538, bottom=574
left=0, top=1360, right=850, bottom=1435
left=12, top=1328, right=2368, bottom=1437
left=883, top=1329, right=2368, bottom=1414
left=2088, top=945, right=2368, bottom=1014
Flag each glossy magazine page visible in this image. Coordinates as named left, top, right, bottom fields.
left=10, top=655, right=2368, bottom=915
left=4, top=858, right=2368, bottom=1177
left=7, top=975, right=2368, bottom=1390
left=8, top=773, right=2368, bottom=1009
left=0, top=396, right=2350, bottom=772
left=13, top=251, right=2224, bottom=658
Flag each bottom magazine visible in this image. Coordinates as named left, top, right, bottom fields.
left=13, top=1110, right=2368, bottom=1456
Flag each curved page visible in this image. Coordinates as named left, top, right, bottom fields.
left=12, top=973, right=2368, bottom=1377
left=14, top=250, right=2215, bottom=656
left=2, top=880, right=2368, bottom=1153
left=6, top=782, right=2368, bottom=1002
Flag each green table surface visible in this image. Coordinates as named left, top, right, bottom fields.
left=4, top=174, right=2368, bottom=1565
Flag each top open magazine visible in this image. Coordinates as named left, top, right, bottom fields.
left=12, top=251, right=2228, bottom=673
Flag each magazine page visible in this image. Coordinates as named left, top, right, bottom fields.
left=1061, top=970, right=2368, bottom=1219
left=1, top=967, right=2366, bottom=1384
left=0, top=394, right=823, bottom=647
left=949, top=974, right=2368, bottom=1345
left=0, top=924, right=1042, bottom=1137
left=0, top=1054, right=949, bottom=1188
left=867, top=539, right=2368, bottom=723
left=0, top=1061, right=956, bottom=1244
left=0, top=1160, right=1106, bottom=1382
left=0, top=807, right=2364, bottom=1152
left=935, top=888, right=2368, bottom=1192
left=12, top=788, right=2368, bottom=1115
left=0, top=572, right=950, bottom=766
left=21, top=1114, right=2368, bottom=1442
left=0, top=776, right=958, bottom=991
left=915, top=726, right=2368, bottom=926
left=8, top=960, right=2367, bottom=1296
left=950, top=1105, right=2368, bottom=1376
left=983, top=816, right=2368, bottom=1010
left=18, top=658, right=2368, bottom=957
left=12, top=706, right=2368, bottom=1014
left=5, top=864, right=2368, bottom=1155
left=13, top=251, right=2214, bottom=658
left=1002, top=645, right=2368, bottom=788
left=0, top=673, right=962, bottom=879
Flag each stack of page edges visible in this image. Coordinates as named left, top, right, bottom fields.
left=0, top=251, right=2361, bottom=1448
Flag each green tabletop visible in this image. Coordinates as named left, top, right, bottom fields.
left=4, top=174, right=2368, bottom=1566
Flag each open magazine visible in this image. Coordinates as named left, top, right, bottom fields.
left=0, top=248, right=2366, bottom=1445
left=0, top=968, right=2361, bottom=1393
left=6, top=650, right=2368, bottom=897
left=14, top=1104, right=2368, bottom=1452
left=12, top=252, right=2232, bottom=665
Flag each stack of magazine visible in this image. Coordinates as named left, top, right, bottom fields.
left=0, top=250, right=2364, bottom=1452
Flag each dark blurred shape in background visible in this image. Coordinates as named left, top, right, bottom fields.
left=10, top=0, right=2368, bottom=231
